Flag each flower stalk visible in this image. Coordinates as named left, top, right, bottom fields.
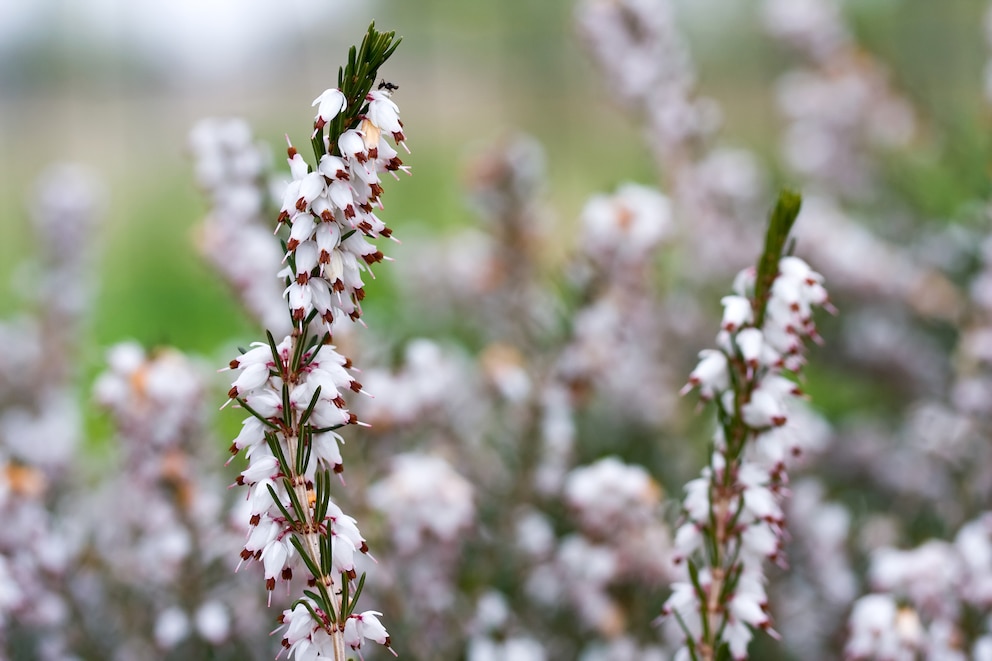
left=663, top=191, right=832, bottom=660
left=222, top=22, right=407, bottom=660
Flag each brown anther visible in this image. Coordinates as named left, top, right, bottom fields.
left=342, top=357, right=353, bottom=369
left=385, top=157, right=402, bottom=171
left=250, top=513, right=261, bottom=526
left=344, top=206, right=356, bottom=219
left=296, top=272, right=310, bottom=285
left=293, top=308, right=305, bottom=321
left=228, top=443, right=238, bottom=455
left=349, top=380, right=362, bottom=393
left=381, top=227, right=393, bottom=238
left=322, top=311, right=335, bottom=325
left=347, top=412, right=358, bottom=424
left=334, top=463, right=344, bottom=473
left=332, top=280, right=345, bottom=293
left=227, top=386, right=239, bottom=399
left=332, top=396, right=346, bottom=408
left=360, top=541, right=369, bottom=553
left=295, top=198, right=307, bottom=212
left=229, top=358, right=241, bottom=369
left=241, top=548, right=253, bottom=561
left=266, top=577, right=276, bottom=591
left=358, top=221, right=372, bottom=233
left=359, top=202, right=373, bottom=214
left=370, top=183, right=383, bottom=198
left=287, top=146, right=298, bottom=158
left=355, top=287, right=366, bottom=301
left=321, top=209, right=334, bottom=222
left=286, top=238, right=300, bottom=251
left=282, top=567, right=293, bottom=581
left=348, top=310, right=361, bottom=321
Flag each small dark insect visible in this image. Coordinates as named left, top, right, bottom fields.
left=378, top=79, right=399, bottom=92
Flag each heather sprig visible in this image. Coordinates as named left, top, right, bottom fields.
left=662, top=191, right=832, bottom=660
left=223, top=23, right=406, bottom=661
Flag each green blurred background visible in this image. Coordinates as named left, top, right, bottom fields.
left=0, top=0, right=988, bottom=361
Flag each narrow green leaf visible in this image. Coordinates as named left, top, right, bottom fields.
left=754, top=190, right=802, bottom=328
left=346, top=573, right=367, bottom=617
left=291, top=536, right=322, bottom=579
left=266, top=482, right=294, bottom=523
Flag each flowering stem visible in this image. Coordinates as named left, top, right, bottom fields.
left=223, top=21, right=406, bottom=660
left=666, top=190, right=831, bottom=659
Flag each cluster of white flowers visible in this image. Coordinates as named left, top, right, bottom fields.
left=94, top=342, right=204, bottom=450
left=278, top=88, right=406, bottom=328
left=86, top=343, right=269, bottom=656
left=278, top=599, right=391, bottom=661
left=846, top=514, right=992, bottom=660
left=0, top=453, right=73, bottom=657
left=226, top=337, right=365, bottom=583
left=520, top=458, right=671, bottom=640
left=224, top=59, right=409, bottom=659
left=369, top=452, right=475, bottom=555
left=368, top=453, right=475, bottom=623
left=663, top=253, right=830, bottom=659
left=357, top=339, right=471, bottom=430
left=556, top=183, right=678, bottom=426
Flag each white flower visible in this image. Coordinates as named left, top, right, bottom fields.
left=721, top=295, right=754, bottom=332
left=312, top=88, right=347, bottom=127
left=366, top=90, right=405, bottom=144
left=741, top=386, right=787, bottom=428
left=682, top=349, right=729, bottom=399
left=344, top=610, right=393, bottom=654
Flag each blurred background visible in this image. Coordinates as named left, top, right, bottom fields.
left=1, top=0, right=987, bottom=358
left=3, top=1, right=992, bottom=658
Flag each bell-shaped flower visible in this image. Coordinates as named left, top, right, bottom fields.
left=312, top=88, right=347, bottom=128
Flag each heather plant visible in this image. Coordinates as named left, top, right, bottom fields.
left=3, top=3, right=992, bottom=661
left=219, top=24, right=407, bottom=660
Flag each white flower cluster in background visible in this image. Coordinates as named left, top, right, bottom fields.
left=84, top=343, right=269, bottom=657
left=189, top=118, right=289, bottom=334
left=846, top=513, right=992, bottom=660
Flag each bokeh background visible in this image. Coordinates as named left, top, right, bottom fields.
left=2, top=0, right=986, bottom=359
left=3, top=1, right=992, bottom=659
